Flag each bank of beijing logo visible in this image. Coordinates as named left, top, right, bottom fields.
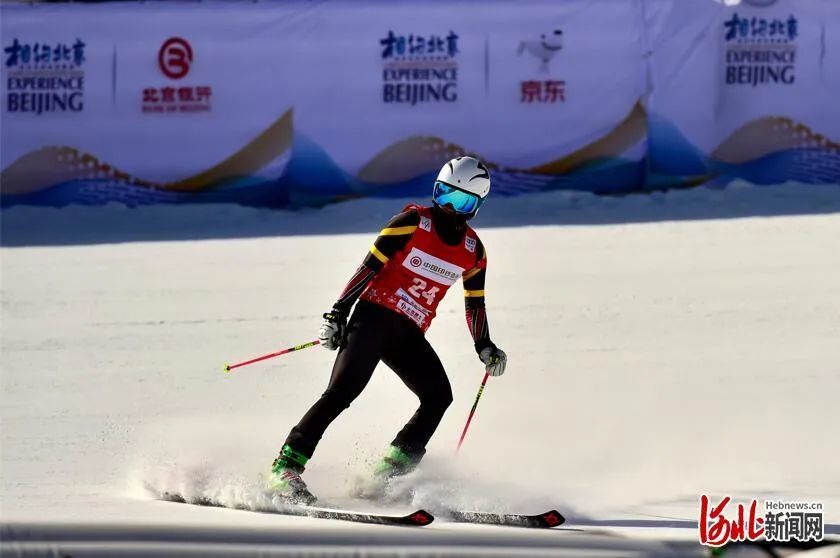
left=699, top=494, right=824, bottom=547
left=142, top=37, right=212, bottom=113
left=158, top=37, right=192, bottom=80
left=380, top=30, right=460, bottom=105
left=3, top=38, right=87, bottom=115
left=517, top=29, right=566, bottom=104
left=723, top=11, right=798, bottom=86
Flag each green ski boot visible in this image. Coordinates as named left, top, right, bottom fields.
left=372, top=445, right=423, bottom=480
left=356, top=445, right=424, bottom=500
left=266, top=444, right=316, bottom=505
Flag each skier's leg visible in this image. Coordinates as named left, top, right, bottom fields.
left=269, top=303, right=388, bottom=502
left=380, top=330, right=453, bottom=470
left=283, top=302, right=385, bottom=459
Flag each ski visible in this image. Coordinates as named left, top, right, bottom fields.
left=448, top=509, right=566, bottom=529
left=299, top=505, right=434, bottom=526
left=152, top=489, right=434, bottom=527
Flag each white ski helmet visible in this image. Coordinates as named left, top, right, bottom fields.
left=433, top=156, right=491, bottom=217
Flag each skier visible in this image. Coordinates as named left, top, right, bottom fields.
left=267, top=156, right=507, bottom=504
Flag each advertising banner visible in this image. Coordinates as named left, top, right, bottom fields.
left=0, top=0, right=837, bottom=209
left=644, top=0, right=840, bottom=186
left=0, top=0, right=647, bottom=207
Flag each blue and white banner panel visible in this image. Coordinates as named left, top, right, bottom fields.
left=0, top=0, right=647, bottom=207
left=644, top=0, right=840, bottom=187
left=0, top=0, right=837, bottom=209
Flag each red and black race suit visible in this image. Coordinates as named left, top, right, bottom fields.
left=282, top=204, right=493, bottom=460
left=361, top=205, right=481, bottom=332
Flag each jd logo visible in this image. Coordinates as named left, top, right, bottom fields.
left=517, top=29, right=563, bottom=73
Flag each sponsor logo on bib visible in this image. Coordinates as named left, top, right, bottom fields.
left=395, top=289, right=428, bottom=327
left=465, top=236, right=476, bottom=253
left=402, top=248, right=464, bottom=285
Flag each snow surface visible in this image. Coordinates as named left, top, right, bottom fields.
left=2, top=182, right=839, bottom=556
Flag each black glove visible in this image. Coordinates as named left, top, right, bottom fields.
left=318, top=308, right=346, bottom=350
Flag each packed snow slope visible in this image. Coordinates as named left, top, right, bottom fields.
left=2, top=184, right=839, bottom=544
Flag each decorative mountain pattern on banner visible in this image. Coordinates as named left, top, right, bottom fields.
left=1, top=110, right=295, bottom=198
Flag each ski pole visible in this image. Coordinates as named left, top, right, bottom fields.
left=455, top=372, right=490, bottom=454
left=224, top=340, right=320, bottom=373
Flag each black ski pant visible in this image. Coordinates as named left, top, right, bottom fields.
left=285, top=300, right=453, bottom=460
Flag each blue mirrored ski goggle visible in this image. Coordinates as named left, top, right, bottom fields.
left=433, top=181, right=484, bottom=215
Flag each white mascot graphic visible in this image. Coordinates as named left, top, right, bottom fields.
left=517, top=29, right=563, bottom=73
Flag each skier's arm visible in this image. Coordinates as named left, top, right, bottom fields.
left=332, top=209, right=421, bottom=314
left=463, top=240, right=507, bottom=376
left=319, top=210, right=420, bottom=350
left=463, top=240, right=492, bottom=352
